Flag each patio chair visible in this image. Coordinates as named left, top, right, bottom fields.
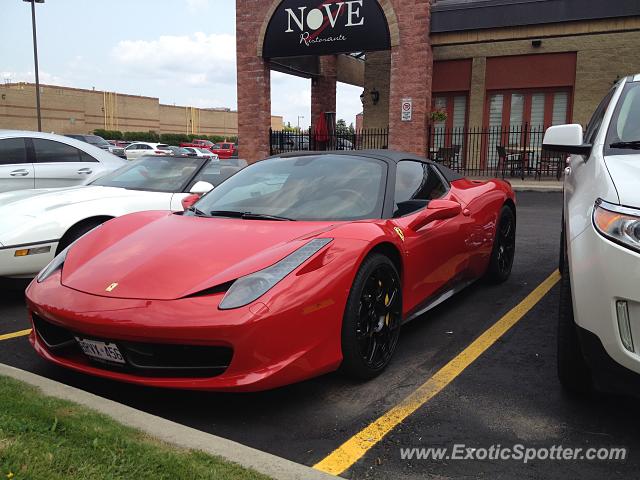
left=435, top=145, right=461, bottom=170
left=536, top=152, right=564, bottom=180
left=496, top=145, right=526, bottom=180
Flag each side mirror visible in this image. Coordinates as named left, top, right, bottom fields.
left=181, top=193, right=201, bottom=211
left=408, top=199, right=462, bottom=231
left=190, top=181, right=214, bottom=195
left=543, top=124, right=592, bottom=156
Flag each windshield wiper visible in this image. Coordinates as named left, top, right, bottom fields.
left=610, top=140, right=640, bottom=150
left=241, top=213, right=294, bottom=221
left=187, top=206, right=208, bottom=216
left=209, top=210, right=294, bottom=221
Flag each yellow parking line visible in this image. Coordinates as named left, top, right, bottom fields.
left=0, top=329, right=32, bottom=341
left=314, top=269, right=561, bottom=476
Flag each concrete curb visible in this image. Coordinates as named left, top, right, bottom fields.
left=511, top=184, right=563, bottom=192
left=0, top=363, right=337, bottom=480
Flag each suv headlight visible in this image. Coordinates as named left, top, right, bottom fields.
left=593, top=199, right=640, bottom=253
left=219, top=238, right=332, bottom=310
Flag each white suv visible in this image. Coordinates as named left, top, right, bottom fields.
left=0, top=130, right=126, bottom=193
left=544, top=74, right=640, bottom=395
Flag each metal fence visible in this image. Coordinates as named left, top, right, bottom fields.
left=270, top=128, right=388, bottom=155
left=270, top=125, right=565, bottom=179
left=427, top=124, right=564, bottom=179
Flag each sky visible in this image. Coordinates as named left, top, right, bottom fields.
left=1, top=0, right=364, bottom=130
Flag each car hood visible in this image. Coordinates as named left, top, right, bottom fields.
left=0, top=186, right=171, bottom=246
left=61, top=211, right=337, bottom=300
left=604, top=154, right=640, bottom=207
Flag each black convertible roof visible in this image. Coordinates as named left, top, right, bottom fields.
left=272, top=149, right=465, bottom=183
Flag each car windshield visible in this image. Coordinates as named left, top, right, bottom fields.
left=85, top=136, right=110, bottom=147
left=192, top=154, right=387, bottom=221
left=169, top=146, right=188, bottom=154
left=91, top=156, right=203, bottom=192
left=606, top=82, right=640, bottom=155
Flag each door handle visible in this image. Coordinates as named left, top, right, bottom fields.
left=77, top=168, right=93, bottom=175
left=9, top=169, right=29, bottom=177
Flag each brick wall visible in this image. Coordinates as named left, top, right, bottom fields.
left=433, top=28, right=640, bottom=126
left=311, top=56, right=337, bottom=125
left=0, top=83, right=281, bottom=137
left=363, top=51, right=391, bottom=130
left=236, top=0, right=273, bottom=163
left=387, top=0, right=434, bottom=156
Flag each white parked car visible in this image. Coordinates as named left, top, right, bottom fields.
left=0, top=155, right=243, bottom=278
left=124, top=142, right=172, bottom=160
left=182, top=146, right=219, bottom=160
left=0, top=130, right=126, bottom=193
left=543, top=73, right=640, bottom=396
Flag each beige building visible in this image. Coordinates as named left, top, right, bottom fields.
left=363, top=2, right=640, bottom=131
left=0, top=83, right=283, bottom=137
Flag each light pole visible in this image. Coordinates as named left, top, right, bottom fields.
left=297, top=115, right=304, bottom=131
left=24, top=0, right=44, bottom=132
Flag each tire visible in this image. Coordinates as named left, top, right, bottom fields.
left=56, top=220, right=105, bottom=255
left=557, top=245, right=592, bottom=395
left=341, top=254, right=402, bottom=380
left=486, top=205, right=516, bottom=283
left=559, top=212, right=565, bottom=272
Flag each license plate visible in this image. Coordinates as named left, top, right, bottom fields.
left=75, top=337, right=125, bottom=364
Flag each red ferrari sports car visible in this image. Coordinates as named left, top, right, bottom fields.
left=26, top=150, right=516, bottom=392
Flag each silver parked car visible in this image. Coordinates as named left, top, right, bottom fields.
left=65, top=134, right=127, bottom=159
left=0, top=130, right=126, bottom=193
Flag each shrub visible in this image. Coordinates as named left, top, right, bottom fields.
left=123, top=131, right=160, bottom=142
left=93, top=129, right=123, bottom=140
left=90, top=130, right=238, bottom=144
left=160, top=133, right=191, bottom=145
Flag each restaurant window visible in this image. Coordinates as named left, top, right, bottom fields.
left=431, top=93, right=468, bottom=151
left=486, top=89, right=571, bottom=167
left=486, top=89, right=571, bottom=130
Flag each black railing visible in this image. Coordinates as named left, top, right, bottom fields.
left=270, top=125, right=565, bottom=180
left=427, top=124, right=565, bottom=180
left=270, top=128, right=388, bottom=155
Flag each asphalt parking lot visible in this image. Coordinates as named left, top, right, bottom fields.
left=1, top=191, right=638, bottom=479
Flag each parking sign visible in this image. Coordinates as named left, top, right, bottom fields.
left=401, top=98, right=412, bottom=121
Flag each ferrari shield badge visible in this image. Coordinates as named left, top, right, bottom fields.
left=394, top=227, right=405, bottom=242
left=105, top=282, right=119, bottom=292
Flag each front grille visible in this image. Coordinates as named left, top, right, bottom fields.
left=33, top=314, right=75, bottom=350
left=32, top=313, right=232, bottom=378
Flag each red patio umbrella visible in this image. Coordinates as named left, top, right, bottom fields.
left=314, top=112, right=329, bottom=144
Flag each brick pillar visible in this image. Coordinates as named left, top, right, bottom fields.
left=388, top=0, right=433, bottom=157
left=236, top=1, right=272, bottom=163
left=311, top=55, right=337, bottom=125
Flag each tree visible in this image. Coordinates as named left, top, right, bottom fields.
left=348, top=123, right=355, bottom=135
left=336, top=118, right=348, bottom=134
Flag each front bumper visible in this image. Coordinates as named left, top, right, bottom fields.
left=26, top=265, right=349, bottom=391
left=570, top=220, right=640, bottom=380
left=577, top=326, right=640, bottom=395
left=0, top=241, right=58, bottom=278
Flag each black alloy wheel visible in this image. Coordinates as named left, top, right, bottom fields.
left=487, top=206, right=516, bottom=283
left=341, top=254, right=402, bottom=379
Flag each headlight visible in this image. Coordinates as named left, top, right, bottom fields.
left=36, top=225, right=103, bottom=283
left=593, top=199, right=640, bottom=253
left=36, top=246, right=70, bottom=283
left=219, top=238, right=332, bottom=310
